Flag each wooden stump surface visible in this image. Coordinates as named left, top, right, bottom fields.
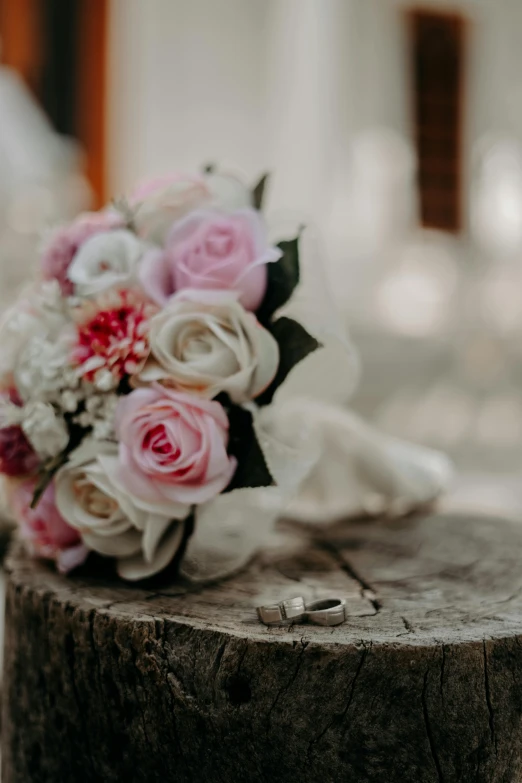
left=4, top=510, right=522, bottom=782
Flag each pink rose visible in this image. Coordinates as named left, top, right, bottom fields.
left=41, top=211, right=124, bottom=295
left=114, top=387, right=236, bottom=506
left=11, top=480, right=88, bottom=573
left=139, top=208, right=281, bottom=311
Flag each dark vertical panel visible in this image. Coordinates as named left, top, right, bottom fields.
left=75, top=0, right=108, bottom=206
left=407, top=10, right=466, bottom=233
left=39, top=0, right=79, bottom=136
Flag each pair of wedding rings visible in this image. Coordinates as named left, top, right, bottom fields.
left=257, top=596, right=346, bottom=627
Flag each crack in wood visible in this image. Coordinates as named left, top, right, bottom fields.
left=307, top=643, right=369, bottom=761
left=482, top=640, right=497, bottom=755
left=64, top=614, right=98, bottom=780
left=439, top=645, right=446, bottom=702
left=266, top=638, right=309, bottom=729
left=154, top=620, right=187, bottom=761
left=421, top=669, right=444, bottom=783
left=318, top=541, right=382, bottom=612
left=212, top=639, right=228, bottom=687
left=396, top=616, right=415, bottom=637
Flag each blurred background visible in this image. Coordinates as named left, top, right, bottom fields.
left=1, top=0, right=522, bottom=511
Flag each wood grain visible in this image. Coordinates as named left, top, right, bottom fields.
left=3, top=511, right=522, bottom=782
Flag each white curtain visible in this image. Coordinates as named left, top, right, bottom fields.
left=107, top=0, right=414, bottom=310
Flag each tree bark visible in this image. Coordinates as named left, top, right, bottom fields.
left=3, top=510, right=522, bottom=782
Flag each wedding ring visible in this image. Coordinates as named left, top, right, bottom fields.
left=257, top=596, right=306, bottom=625
left=305, top=598, right=346, bottom=626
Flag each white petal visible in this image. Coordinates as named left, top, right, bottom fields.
left=97, top=452, right=190, bottom=520
left=181, top=494, right=280, bottom=583
left=205, top=173, right=253, bottom=211
left=67, top=439, right=117, bottom=469
left=249, top=323, right=280, bottom=398
left=67, top=229, right=145, bottom=297
left=142, top=515, right=173, bottom=563
left=219, top=366, right=255, bottom=403
left=117, top=520, right=185, bottom=580
left=82, top=528, right=142, bottom=558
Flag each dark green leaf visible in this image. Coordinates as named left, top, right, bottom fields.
left=30, top=417, right=88, bottom=509
left=224, top=405, right=275, bottom=492
left=256, top=316, right=321, bottom=406
left=203, top=162, right=216, bottom=174
left=30, top=452, right=67, bottom=509
left=30, top=472, right=54, bottom=510
left=252, top=173, right=269, bottom=210
left=256, top=236, right=300, bottom=324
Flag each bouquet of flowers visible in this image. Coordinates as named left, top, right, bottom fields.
left=0, top=171, right=323, bottom=580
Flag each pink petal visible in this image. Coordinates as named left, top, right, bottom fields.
left=138, top=248, right=172, bottom=306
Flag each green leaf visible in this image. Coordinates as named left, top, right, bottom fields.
left=29, top=418, right=87, bottom=509
left=256, top=316, right=321, bottom=406
left=30, top=452, right=67, bottom=509
left=223, top=405, right=275, bottom=492
left=256, top=236, right=300, bottom=324
left=203, top=162, right=216, bottom=174
left=252, top=173, right=269, bottom=210
left=111, top=197, right=137, bottom=232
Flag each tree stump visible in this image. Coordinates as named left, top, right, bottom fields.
left=4, top=510, right=522, bottom=782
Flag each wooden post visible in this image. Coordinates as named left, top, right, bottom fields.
left=3, top=511, right=522, bottom=782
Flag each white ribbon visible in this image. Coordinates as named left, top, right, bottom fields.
left=181, top=228, right=453, bottom=582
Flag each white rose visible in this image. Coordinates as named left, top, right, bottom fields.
left=206, top=172, right=253, bottom=211
left=132, top=177, right=211, bottom=243
left=131, top=172, right=252, bottom=244
left=21, top=401, right=69, bottom=459
left=67, top=229, right=145, bottom=297
left=139, top=291, right=279, bottom=403
left=55, top=441, right=190, bottom=580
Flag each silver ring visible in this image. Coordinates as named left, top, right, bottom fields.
left=257, top=596, right=306, bottom=625
left=305, top=598, right=346, bottom=626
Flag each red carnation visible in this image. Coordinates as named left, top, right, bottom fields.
left=72, top=289, right=157, bottom=386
